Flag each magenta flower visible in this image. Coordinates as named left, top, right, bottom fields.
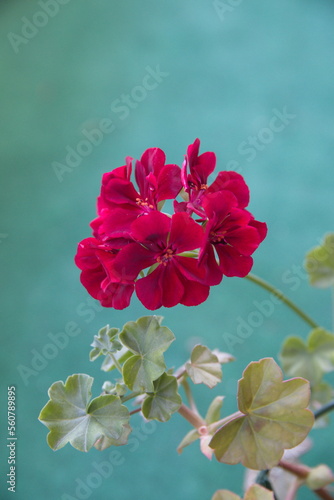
left=176, top=139, right=250, bottom=217
left=113, top=211, right=210, bottom=310
left=74, top=141, right=267, bottom=310
left=92, top=148, right=182, bottom=242
left=200, top=192, right=267, bottom=278
left=75, top=238, right=134, bottom=309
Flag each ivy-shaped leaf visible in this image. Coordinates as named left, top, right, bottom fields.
left=120, top=316, right=175, bottom=392
left=142, top=373, right=182, bottom=422
left=279, top=328, right=334, bottom=386
left=212, top=485, right=274, bottom=500
left=90, top=326, right=122, bottom=361
left=305, top=233, right=334, bottom=288
left=186, top=345, right=222, bottom=388
left=209, top=358, right=314, bottom=470
left=39, top=374, right=130, bottom=452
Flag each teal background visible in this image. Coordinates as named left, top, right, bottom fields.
left=1, top=1, right=334, bottom=499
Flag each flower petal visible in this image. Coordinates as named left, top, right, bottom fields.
left=156, top=165, right=182, bottom=201
left=224, top=226, right=261, bottom=256
left=216, top=245, right=254, bottom=277
left=208, top=171, right=250, bottom=208
left=131, top=211, right=171, bottom=249
left=180, top=279, right=210, bottom=306
left=113, top=243, right=156, bottom=280
left=169, top=212, right=204, bottom=252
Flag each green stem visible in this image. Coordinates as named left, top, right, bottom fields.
left=314, top=400, right=334, bottom=420
left=108, top=353, right=123, bottom=374
left=181, top=378, right=199, bottom=414
left=245, top=273, right=319, bottom=329
left=121, top=391, right=142, bottom=404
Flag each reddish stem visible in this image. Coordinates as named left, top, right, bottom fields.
left=178, top=403, right=206, bottom=429
left=129, top=407, right=142, bottom=416
left=278, top=461, right=334, bottom=500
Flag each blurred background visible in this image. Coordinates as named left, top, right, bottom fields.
left=1, top=0, right=334, bottom=499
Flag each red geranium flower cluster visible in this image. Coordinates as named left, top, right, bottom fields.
left=75, top=139, right=267, bottom=310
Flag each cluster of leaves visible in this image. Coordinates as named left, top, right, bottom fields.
left=39, top=317, right=314, bottom=476
left=39, top=316, right=181, bottom=451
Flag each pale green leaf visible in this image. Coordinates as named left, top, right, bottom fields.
left=177, top=428, right=199, bottom=454
left=141, top=373, right=182, bottom=422
left=212, top=485, right=274, bottom=500
left=212, top=490, right=241, bottom=500
left=186, top=345, right=222, bottom=388
left=244, top=485, right=275, bottom=500
left=90, top=326, right=121, bottom=361
left=205, top=396, right=225, bottom=425
left=210, top=358, right=314, bottom=470
left=305, top=233, right=334, bottom=288
left=279, top=328, right=334, bottom=386
left=120, top=316, right=175, bottom=392
left=39, top=374, right=130, bottom=452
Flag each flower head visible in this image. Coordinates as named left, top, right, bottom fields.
left=74, top=140, right=267, bottom=310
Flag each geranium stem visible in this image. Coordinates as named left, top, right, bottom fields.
left=178, top=403, right=206, bottom=429
left=314, top=399, right=334, bottom=420
left=108, top=353, right=123, bottom=374
left=129, top=407, right=142, bottom=416
left=278, top=461, right=334, bottom=500
left=181, top=378, right=199, bottom=414
left=245, top=273, right=319, bottom=329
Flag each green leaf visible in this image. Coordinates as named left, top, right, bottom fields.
left=141, top=373, right=182, bottom=422
left=212, top=490, right=241, bottom=500
left=210, top=358, right=314, bottom=470
left=90, top=326, right=121, bottom=361
left=186, top=345, right=222, bottom=388
left=305, top=233, right=334, bottom=288
left=39, top=374, right=130, bottom=452
left=212, top=485, right=274, bottom=500
left=120, top=316, right=175, bottom=392
left=177, top=428, right=200, bottom=454
left=205, top=396, right=224, bottom=425
left=279, top=328, right=334, bottom=386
